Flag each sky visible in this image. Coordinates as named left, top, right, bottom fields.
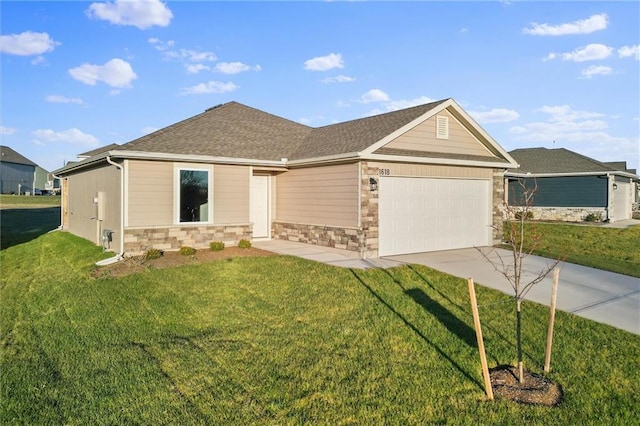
left=1, top=1, right=639, bottom=174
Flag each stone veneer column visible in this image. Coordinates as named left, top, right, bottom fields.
left=492, top=169, right=506, bottom=244
left=360, top=162, right=379, bottom=258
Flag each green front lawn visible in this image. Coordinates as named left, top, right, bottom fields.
left=515, top=223, right=640, bottom=278
left=2, top=232, right=638, bottom=424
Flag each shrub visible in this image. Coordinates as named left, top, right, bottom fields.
left=210, top=241, right=225, bottom=251
left=584, top=212, right=603, bottom=222
left=144, top=248, right=163, bottom=260
left=179, top=246, right=196, bottom=256
left=238, top=239, right=252, bottom=249
left=514, top=210, right=534, bottom=220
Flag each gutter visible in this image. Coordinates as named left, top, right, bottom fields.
left=95, top=156, right=124, bottom=266
left=506, top=170, right=639, bottom=180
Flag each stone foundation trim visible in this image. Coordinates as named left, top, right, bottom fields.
left=124, top=223, right=252, bottom=255
left=521, top=207, right=607, bottom=223
left=272, top=221, right=364, bottom=253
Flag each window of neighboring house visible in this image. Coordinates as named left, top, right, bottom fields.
left=178, top=168, right=210, bottom=223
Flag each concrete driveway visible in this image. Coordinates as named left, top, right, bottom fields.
left=386, top=248, right=640, bottom=335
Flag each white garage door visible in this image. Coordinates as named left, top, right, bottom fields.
left=379, top=177, right=492, bottom=256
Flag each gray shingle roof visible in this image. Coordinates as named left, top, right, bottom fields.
left=79, top=143, right=120, bottom=158
left=118, top=100, right=450, bottom=161
left=509, top=148, right=621, bottom=174
left=291, top=100, right=448, bottom=159
left=0, top=145, right=37, bottom=166
left=120, top=102, right=312, bottom=161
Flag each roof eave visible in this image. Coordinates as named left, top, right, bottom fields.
left=506, top=170, right=639, bottom=179
left=364, top=153, right=515, bottom=169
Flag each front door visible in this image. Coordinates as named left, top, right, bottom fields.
left=250, top=175, right=270, bottom=238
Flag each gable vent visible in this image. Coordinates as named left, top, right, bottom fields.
left=436, top=115, right=449, bottom=139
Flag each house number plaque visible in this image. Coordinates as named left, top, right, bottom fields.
left=378, top=168, right=391, bottom=176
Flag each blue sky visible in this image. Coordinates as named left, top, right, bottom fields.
left=1, top=1, right=639, bottom=173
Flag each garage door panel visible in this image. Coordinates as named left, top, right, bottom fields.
left=379, top=177, right=491, bottom=256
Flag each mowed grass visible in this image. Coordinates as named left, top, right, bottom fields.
left=0, top=194, right=61, bottom=208
left=517, top=223, right=640, bottom=278
left=2, top=232, right=639, bottom=424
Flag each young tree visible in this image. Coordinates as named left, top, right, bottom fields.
left=479, top=177, right=561, bottom=383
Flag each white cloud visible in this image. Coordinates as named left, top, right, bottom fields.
left=469, top=108, right=520, bottom=124
left=86, top=0, right=173, bottom=29
left=361, top=89, right=390, bottom=104
left=507, top=104, right=638, bottom=164
left=618, top=45, right=640, bottom=60
left=0, top=31, right=60, bottom=56
left=536, top=105, right=604, bottom=122
left=149, top=38, right=217, bottom=74
left=304, top=53, right=344, bottom=71
left=185, top=64, right=210, bottom=74
left=384, top=96, right=436, bottom=111
left=45, top=95, right=86, bottom=105
left=180, top=81, right=238, bottom=95
left=321, top=75, right=356, bottom=84
left=523, top=13, right=608, bottom=36
left=547, top=43, right=613, bottom=62
left=213, top=62, right=261, bottom=74
left=32, top=128, right=99, bottom=147
left=581, top=65, right=613, bottom=79
left=0, top=126, right=16, bottom=135
left=68, top=58, right=137, bottom=88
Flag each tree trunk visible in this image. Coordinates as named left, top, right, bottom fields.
left=516, top=298, right=524, bottom=384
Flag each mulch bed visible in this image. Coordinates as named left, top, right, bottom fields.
left=91, top=246, right=275, bottom=279
left=490, top=365, right=563, bottom=406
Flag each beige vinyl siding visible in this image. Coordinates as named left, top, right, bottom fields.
left=384, top=108, right=493, bottom=157
left=214, top=164, right=250, bottom=223
left=127, top=161, right=250, bottom=226
left=370, top=162, right=493, bottom=179
left=67, top=164, right=121, bottom=249
left=127, top=160, right=173, bottom=227
left=276, top=163, right=359, bottom=227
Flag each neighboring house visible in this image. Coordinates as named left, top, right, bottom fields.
left=0, top=145, right=37, bottom=195
left=54, top=98, right=517, bottom=258
left=506, top=148, right=639, bottom=222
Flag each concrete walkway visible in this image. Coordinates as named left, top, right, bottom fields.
left=253, top=239, right=639, bottom=334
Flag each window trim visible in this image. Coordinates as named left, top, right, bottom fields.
left=174, top=164, right=214, bottom=225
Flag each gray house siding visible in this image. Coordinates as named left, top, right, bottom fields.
left=508, top=176, right=607, bottom=207
left=0, top=162, right=35, bottom=194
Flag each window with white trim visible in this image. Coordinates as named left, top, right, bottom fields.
left=177, top=168, right=210, bottom=223
left=436, top=115, right=449, bottom=139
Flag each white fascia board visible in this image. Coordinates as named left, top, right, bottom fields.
left=507, top=170, right=639, bottom=180
left=360, top=99, right=454, bottom=155
left=287, top=152, right=361, bottom=167
left=108, top=150, right=286, bottom=167
left=363, top=153, right=512, bottom=169
left=446, top=99, right=519, bottom=166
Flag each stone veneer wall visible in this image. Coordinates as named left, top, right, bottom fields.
left=529, top=207, right=607, bottom=222
left=272, top=161, right=381, bottom=258
left=360, top=162, right=379, bottom=258
left=124, top=224, right=252, bottom=255
left=492, top=169, right=506, bottom=243
left=272, top=222, right=362, bottom=251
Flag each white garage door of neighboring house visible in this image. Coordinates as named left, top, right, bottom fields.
left=612, top=181, right=632, bottom=222
left=379, top=177, right=492, bottom=256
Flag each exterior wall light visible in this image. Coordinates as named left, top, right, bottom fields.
left=369, top=177, right=378, bottom=192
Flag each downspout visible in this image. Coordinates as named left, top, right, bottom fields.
left=95, top=156, right=124, bottom=266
